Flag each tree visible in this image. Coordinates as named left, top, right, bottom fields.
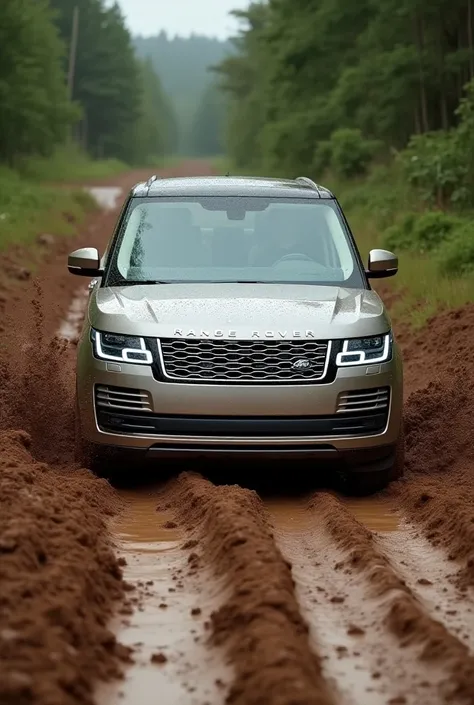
left=130, top=58, right=178, bottom=164
left=215, top=0, right=474, bottom=175
left=0, top=0, right=76, bottom=165
left=189, top=83, right=225, bottom=157
left=50, top=0, right=142, bottom=160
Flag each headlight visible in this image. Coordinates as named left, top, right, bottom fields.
left=92, top=329, right=152, bottom=364
left=336, top=333, right=392, bottom=366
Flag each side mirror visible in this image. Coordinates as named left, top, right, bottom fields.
left=68, top=247, right=103, bottom=277
left=366, top=249, right=398, bottom=279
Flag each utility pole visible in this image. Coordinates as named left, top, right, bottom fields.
left=67, top=6, right=80, bottom=100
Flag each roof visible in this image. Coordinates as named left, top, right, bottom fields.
left=131, top=175, right=334, bottom=199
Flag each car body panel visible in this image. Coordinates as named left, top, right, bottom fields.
left=89, top=283, right=391, bottom=340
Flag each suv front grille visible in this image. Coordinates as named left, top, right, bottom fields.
left=157, top=338, right=331, bottom=383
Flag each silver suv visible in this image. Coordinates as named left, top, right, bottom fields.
left=69, top=175, right=403, bottom=494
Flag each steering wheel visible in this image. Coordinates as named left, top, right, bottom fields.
left=272, top=252, right=314, bottom=266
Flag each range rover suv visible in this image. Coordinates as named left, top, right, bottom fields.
left=68, top=175, right=404, bottom=494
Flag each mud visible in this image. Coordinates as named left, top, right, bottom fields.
left=166, top=473, right=335, bottom=705
left=0, top=430, right=128, bottom=705
left=97, top=491, right=230, bottom=705
left=1, top=161, right=474, bottom=704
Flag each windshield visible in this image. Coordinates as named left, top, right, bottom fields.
left=104, top=196, right=365, bottom=287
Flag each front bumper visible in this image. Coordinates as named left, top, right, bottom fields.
left=76, top=335, right=403, bottom=459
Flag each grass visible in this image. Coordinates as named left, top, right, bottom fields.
left=0, top=165, right=99, bottom=252
left=347, top=207, right=474, bottom=325
left=0, top=143, right=132, bottom=253
left=19, top=143, right=127, bottom=183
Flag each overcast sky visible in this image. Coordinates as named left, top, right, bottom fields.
left=115, top=0, right=250, bottom=39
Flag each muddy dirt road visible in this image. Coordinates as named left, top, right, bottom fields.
left=1, top=162, right=474, bottom=705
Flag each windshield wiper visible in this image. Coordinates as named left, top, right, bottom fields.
left=118, top=280, right=175, bottom=286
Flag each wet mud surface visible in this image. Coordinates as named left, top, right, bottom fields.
left=1, top=161, right=474, bottom=704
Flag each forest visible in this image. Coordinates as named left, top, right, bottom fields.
left=0, top=0, right=176, bottom=167
left=215, top=0, right=474, bottom=299
left=134, top=32, right=229, bottom=156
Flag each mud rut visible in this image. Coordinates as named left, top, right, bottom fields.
left=1, top=164, right=474, bottom=705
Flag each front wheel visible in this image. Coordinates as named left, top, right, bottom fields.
left=338, top=431, right=405, bottom=497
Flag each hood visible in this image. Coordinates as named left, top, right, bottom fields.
left=88, top=283, right=391, bottom=340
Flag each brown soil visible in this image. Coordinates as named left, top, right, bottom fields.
left=164, top=473, right=334, bottom=705
left=308, top=493, right=474, bottom=702
left=388, top=302, right=474, bottom=592
left=0, top=163, right=212, bottom=705
left=2, top=161, right=474, bottom=705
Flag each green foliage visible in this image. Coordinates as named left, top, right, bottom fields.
left=0, top=0, right=77, bottom=165
left=383, top=214, right=418, bottom=251
left=49, top=0, right=177, bottom=164
left=328, top=129, right=381, bottom=179
left=383, top=211, right=463, bottom=253
left=436, top=225, right=474, bottom=276
left=189, top=83, right=225, bottom=157
left=19, top=144, right=126, bottom=182
left=0, top=165, right=97, bottom=251
left=0, top=0, right=175, bottom=170
left=216, top=0, right=474, bottom=186
left=130, top=59, right=178, bottom=165
left=399, top=131, right=468, bottom=208
left=215, top=4, right=270, bottom=171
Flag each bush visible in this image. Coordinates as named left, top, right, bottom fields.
left=436, top=224, right=474, bottom=276
left=312, top=140, right=332, bottom=174
left=329, top=128, right=380, bottom=179
left=399, top=131, right=468, bottom=209
left=411, top=212, right=463, bottom=252
left=383, top=211, right=462, bottom=253
left=383, top=213, right=418, bottom=251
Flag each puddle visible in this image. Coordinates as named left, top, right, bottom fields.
left=57, top=288, right=89, bottom=341
left=340, top=496, right=399, bottom=532
left=96, top=492, right=230, bottom=705
left=266, top=495, right=399, bottom=534
left=87, top=186, right=123, bottom=211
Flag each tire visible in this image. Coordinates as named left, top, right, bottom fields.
left=339, top=429, right=405, bottom=497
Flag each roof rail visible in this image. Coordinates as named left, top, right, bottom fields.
left=132, top=174, right=159, bottom=197
left=145, top=174, right=158, bottom=189
left=296, top=176, right=318, bottom=190
left=295, top=175, right=333, bottom=198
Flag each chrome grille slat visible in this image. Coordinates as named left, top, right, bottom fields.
left=97, top=389, right=149, bottom=399
left=339, top=391, right=389, bottom=401
left=337, top=387, right=390, bottom=414
left=95, top=385, right=152, bottom=412
left=158, top=338, right=331, bottom=383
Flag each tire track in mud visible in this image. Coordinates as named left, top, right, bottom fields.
left=267, top=500, right=443, bottom=705
left=133, top=475, right=474, bottom=705
left=163, top=473, right=336, bottom=705
left=303, top=492, right=474, bottom=704
left=96, top=491, right=231, bottom=705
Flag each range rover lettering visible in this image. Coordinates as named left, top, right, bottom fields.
left=69, top=174, right=404, bottom=495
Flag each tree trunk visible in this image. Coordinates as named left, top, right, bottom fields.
left=415, top=12, right=430, bottom=132
left=468, top=0, right=474, bottom=79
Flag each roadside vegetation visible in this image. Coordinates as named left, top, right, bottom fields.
left=0, top=0, right=177, bottom=251
left=215, top=0, right=474, bottom=323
